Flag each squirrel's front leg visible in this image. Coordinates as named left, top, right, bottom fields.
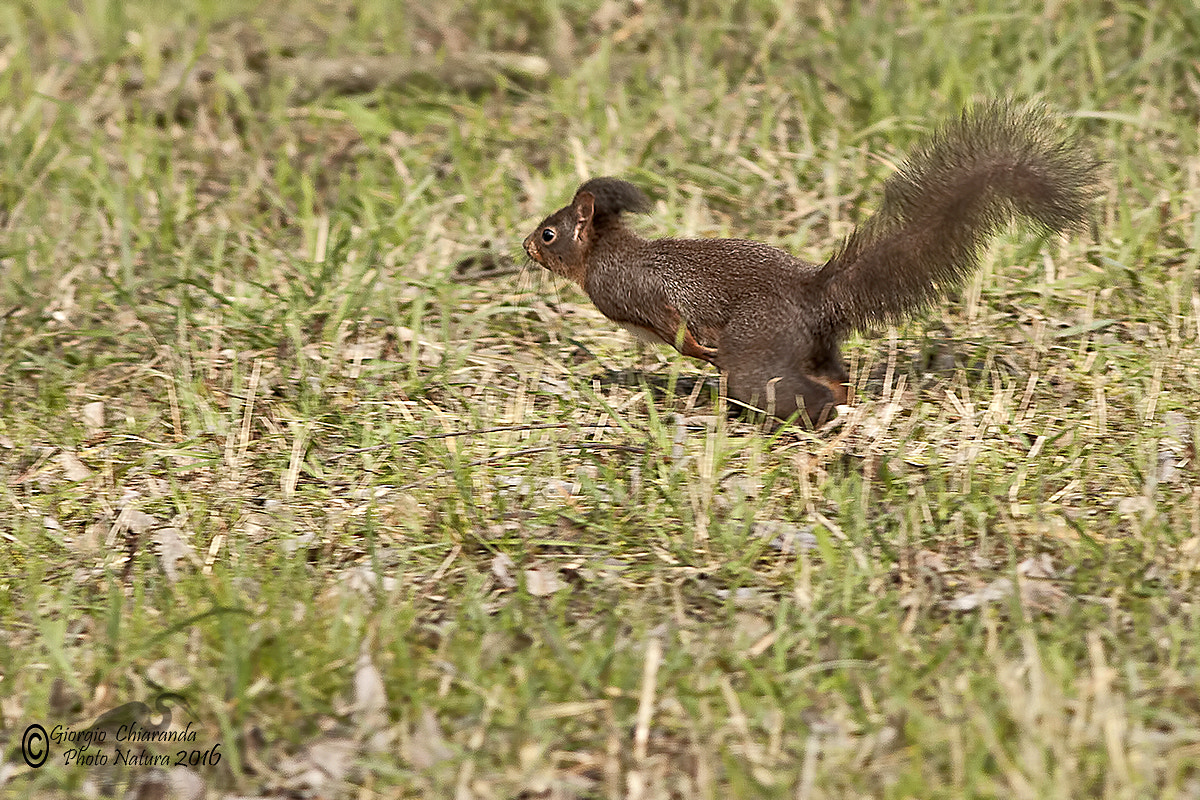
left=662, top=304, right=719, bottom=364
left=675, top=326, right=719, bottom=363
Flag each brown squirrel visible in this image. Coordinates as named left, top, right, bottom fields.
left=523, top=104, right=1100, bottom=424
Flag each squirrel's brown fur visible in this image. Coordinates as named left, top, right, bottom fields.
left=523, top=103, right=1100, bottom=424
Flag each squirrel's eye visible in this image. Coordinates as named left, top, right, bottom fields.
left=541, top=228, right=556, bottom=244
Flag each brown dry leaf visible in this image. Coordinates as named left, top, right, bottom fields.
left=56, top=450, right=92, bottom=481
left=915, top=549, right=950, bottom=574
left=755, top=520, right=817, bottom=553
left=513, top=742, right=600, bottom=799
left=945, top=577, right=1013, bottom=611
left=339, top=339, right=384, bottom=362
left=105, top=506, right=160, bottom=549
left=164, top=768, right=205, bottom=800
left=81, top=400, right=105, bottom=437
left=541, top=478, right=581, bottom=500
left=576, top=557, right=630, bottom=584
left=48, top=677, right=83, bottom=718
left=392, top=326, right=444, bottom=366
left=591, top=0, right=625, bottom=31
left=1017, top=554, right=1067, bottom=611
left=1017, top=553, right=1055, bottom=579
left=338, top=565, right=399, bottom=596
left=524, top=566, right=565, bottom=596
left=1018, top=576, right=1068, bottom=611
left=120, top=508, right=160, bottom=534
left=734, top=611, right=773, bottom=653
left=1180, top=537, right=1200, bottom=572
left=1158, top=411, right=1190, bottom=485
left=491, top=552, right=517, bottom=589
left=123, top=766, right=205, bottom=800
left=859, top=401, right=904, bottom=439
left=277, top=736, right=359, bottom=796
left=353, top=647, right=388, bottom=731
left=146, top=659, right=193, bottom=694
left=1116, top=495, right=1154, bottom=517
left=970, top=552, right=994, bottom=570
left=714, top=586, right=765, bottom=608
left=153, top=527, right=195, bottom=583
left=402, top=709, right=452, bottom=771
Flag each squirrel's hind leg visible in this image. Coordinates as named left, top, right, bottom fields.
left=724, top=366, right=839, bottom=426
left=718, top=315, right=847, bottom=426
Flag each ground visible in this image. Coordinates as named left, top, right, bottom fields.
left=1, top=1, right=1198, bottom=798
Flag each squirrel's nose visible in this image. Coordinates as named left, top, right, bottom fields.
left=522, top=236, right=539, bottom=262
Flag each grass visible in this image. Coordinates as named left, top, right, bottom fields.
left=1, top=0, right=1198, bottom=797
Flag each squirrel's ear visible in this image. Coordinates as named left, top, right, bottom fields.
left=572, top=191, right=595, bottom=241
left=573, top=191, right=595, bottom=221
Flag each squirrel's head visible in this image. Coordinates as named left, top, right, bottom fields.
left=524, top=191, right=596, bottom=285
left=523, top=178, right=650, bottom=286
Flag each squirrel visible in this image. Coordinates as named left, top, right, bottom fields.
left=522, top=103, right=1100, bottom=424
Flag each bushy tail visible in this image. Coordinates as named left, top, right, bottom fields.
left=818, top=103, right=1100, bottom=333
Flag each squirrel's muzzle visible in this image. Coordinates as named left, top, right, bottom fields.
left=522, top=235, right=542, bottom=264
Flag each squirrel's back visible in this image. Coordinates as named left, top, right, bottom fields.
left=817, top=103, right=1100, bottom=335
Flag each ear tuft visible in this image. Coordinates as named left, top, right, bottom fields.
left=576, top=178, right=651, bottom=216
